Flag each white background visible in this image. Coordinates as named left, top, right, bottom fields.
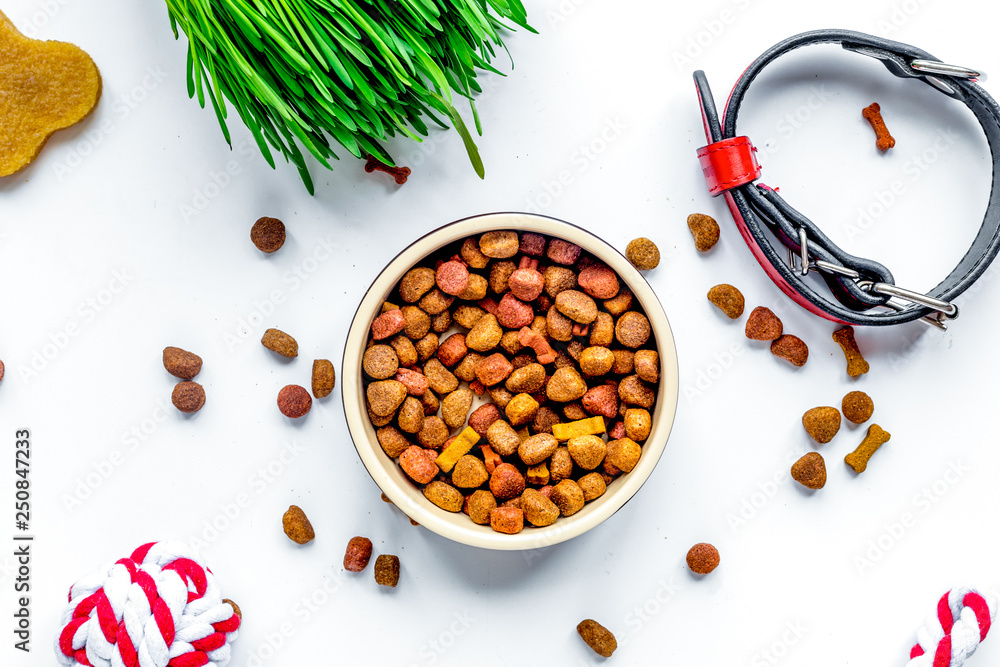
left=2, top=0, right=1000, bottom=665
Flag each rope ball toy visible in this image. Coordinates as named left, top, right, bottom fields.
left=907, top=586, right=997, bottom=667
left=55, top=542, right=241, bottom=667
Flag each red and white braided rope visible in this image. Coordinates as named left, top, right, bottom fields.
left=55, top=542, right=241, bottom=667
left=907, top=586, right=997, bottom=667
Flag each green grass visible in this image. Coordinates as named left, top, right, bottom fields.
left=167, top=0, right=534, bottom=193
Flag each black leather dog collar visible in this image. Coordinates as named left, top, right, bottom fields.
left=694, top=30, right=1000, bottom=328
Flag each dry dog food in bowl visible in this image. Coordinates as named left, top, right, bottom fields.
left=343, top=213, right=678, bottom=550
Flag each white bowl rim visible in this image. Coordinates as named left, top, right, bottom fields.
left=341, top=212, right=679, bottom=551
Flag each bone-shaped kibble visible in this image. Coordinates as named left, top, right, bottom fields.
left=364, top=154, right=411, bottom=184
left=1, top=10, right=101, bottom=176
left=845, top=424, right=890, bottom=473
left=518, top=326, right=556, bottom=364
left=862, top=103, right=895, bottom=151
left=832, top=326, right=870, bottom=378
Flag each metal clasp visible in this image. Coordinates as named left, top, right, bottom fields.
left=858, top=280, right=959, bottom=331
left=785, top=230, right=958, bottom=330
left=910, top=58, right=986, bottom=94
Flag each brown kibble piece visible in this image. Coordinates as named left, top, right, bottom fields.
left=251, top=217, right=286, bottom=253
left=518, top=433, right=559, bottom=466
left=400, top=267, right=437, bottom=303
left=417, top=416, right=450, bottom=449
left=505, top=392, right=540, bottom=427
left=489, top=506, right=524, bottom=534
left=479, top=231, right=520, bottom=258
left=791, top=452, right=827, bottom=489
left=282, top=505, right=315, bottom=544
left=0, top=14, right=101, bottom=177
left=466, top=490, right=497, bottom=524
left=577, top=619, right=618, bottom=658
left=520, top=488, right=560, bottom=527
left=467, top=314, right=503, bottom=352
left=363, top=345, right=399, bottom=379
left=261, top=328, right=298, bottom=358
left=618, top=375, right=655, bottom=408
left=555, top=290, right=598, bottom=324
left=707, top=284, right=745, bottom=319
left=845, top=424, right=891, bottom=473
left=567, top=434, right=607, bottom=470
left=490, top=463, right=526, bottom=500
left=162, top=347, right=202, bottom=380
left=579, top=347, right=615, bottom=376
left=547, top=367, right=588, bottom=402
left=549, top=479, right=585, bottom=516
left=687, top=214, right=720, bottom=252
left=461, top=237, right=490, bottom=269
left=578, top=472, right=607, bottom=501
left=802, top=406, right=841, bottom=444
left=397, top=397, right=425, bottom=433
left=615, top=311, right=651, bottom=348
left=625, top=237, right=661, bottom=270
left=452, top=455, right=489, bottom=488
left=686, top=543, right=720, bottom=574
left=862, top=102, right=895, bottom=151
left=633, top=349, right=659, bottom=384
left=624, top=408, right=651, bottom=441
left=842, top=391, right=874, bottom=424
left=377, top=427, right=410, bottom=458
left=311, top=359, right=335, bottom=398
left=606, top=438, right=641, bottom=473
left=832, top=326, right=870, bottom=378
left=172, top=381, right=206, bottom=413
left=343, top=536, right=373, bottom=572
left=441, top=388, right=474, bottom=429
left=366, top=380, right=407, bottom=417
left=278, top=385, right=312, bottom=418
left=745, top=306, right=782, bottom=341
left=423, top=481, right=464, bottom=512
left=771, top=334, right=809, bottom=367
left=374, top=554, right=400, bottom=587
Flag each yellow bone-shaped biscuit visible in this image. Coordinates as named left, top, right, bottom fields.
left=1, top=10, right=101, bottom=176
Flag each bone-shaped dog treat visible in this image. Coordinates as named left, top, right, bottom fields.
left=518, top=326, right=556, bottom=364
left=862, top=102, right=895, bottom=151
left=364, top=154, right=411, bottom=184
left=832, top=326, right=870, bottom=377
left=0, top=10, right=101, bottom=176
left=845, top=424, right=891, bottom=473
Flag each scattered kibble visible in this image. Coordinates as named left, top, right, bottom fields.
left=687, top=213, right=720, bottom=252
left=171, top=381, right=205, bottom=413
left=791, top=452, right=827, bottom=489
left=744, top=306, right=782, bottom=341
left=374, top=554, right=400, bottom=587
left=707, top=284, right=745, bottom=319
left=278, top=384, right=312, bottom=418
left=862, top=102, right=895, bottom=151
left=842, top=391, right=874, bottom=424
left=686, top=542, right=720, bottom=574
left=261, top=328, right=298, bottom=358
left=250, top=216, right=286, bottom=253
left=364, top=154, right=410, bottom=184
left=802, top=406, right=841, bottom=444
left=577, top=619, right=618, bottom=658
left=832, top=326, right=869, bottom=378
left=282, top=505, right=315, bottom=544
left=162, top=346, right=202, bottom=380
left=343, top=536, right=373, bottom=572
left=771, top=334, right=809, bottom=367
left=625, top=237, right=660, bottom=270
left=845, top=424, right=891, bottom=473
left=311, top=359, right=336, bottom=398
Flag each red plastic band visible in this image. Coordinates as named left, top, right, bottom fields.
left=696, top=136, right=761, bottom=196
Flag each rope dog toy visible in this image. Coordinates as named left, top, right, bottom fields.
left=907, top=586, right=997, bottom=667
left=55, top=541, right=241, bottom=667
